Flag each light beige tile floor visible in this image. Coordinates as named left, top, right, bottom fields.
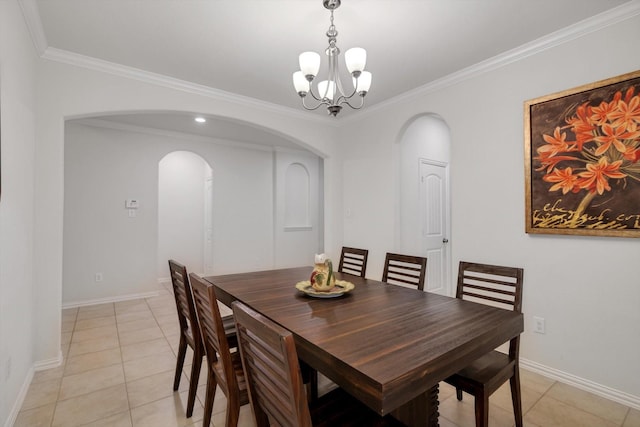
left=14, top=284, right=640, bottom=427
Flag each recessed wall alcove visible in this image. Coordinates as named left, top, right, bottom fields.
left=61, top=112, right=324, bottom=306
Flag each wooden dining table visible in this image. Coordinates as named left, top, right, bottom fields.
left=204, top=266, right=523, bottom=427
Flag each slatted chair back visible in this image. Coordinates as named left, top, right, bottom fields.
left=457, top=261, right=523, bottom=312
left=233, top=301, right=405, bottom=427
left=381, top=252, right=427, bottom=290
left=167, top=260, right=205, bottom=418
left=457, top=261, right=523, bottom=357
left=190, top=273, right=248, bottom=427
left=168, top=260, right=201, bottom=346
left=191, top=273, right=238, bottom=393
left=338, top=246, right=369, bottom=278
left=447, top=261, right=525, bottom=427
left=233, top=301, right=312, bottom=427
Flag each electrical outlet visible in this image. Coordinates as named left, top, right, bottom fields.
left=95, top=273, right=103, bottom=282
left=533, top=316, right=545, bottom=334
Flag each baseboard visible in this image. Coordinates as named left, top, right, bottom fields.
left=62, top=291, right=159, bottom=309
left=3, top=366, right=34, bottom=427
left=521, top=358, right=640, bottom=410
left=3, top=350, right=63, bottom=427
left=34, top=349, right=63, bottom=371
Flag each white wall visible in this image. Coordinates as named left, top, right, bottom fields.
left=337, top=14, right=640, bottom=404
left=0, top=1, right=38, bottom=424
left=64, top=122, right=323, bottom=305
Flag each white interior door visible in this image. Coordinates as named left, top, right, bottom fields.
left=419, top=159, right=449, bottom=295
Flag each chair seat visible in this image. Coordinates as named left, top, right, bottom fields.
left=211, top=347, right=249, bottom=402
left=222, top=314, right=238, bottom=348
left=186, top=316, right=237, bottom=349
left=310, top=388, right=404, bottom=427
left=447, top=350, right=515, bottom=390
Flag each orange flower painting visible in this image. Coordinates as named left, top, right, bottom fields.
left=525, top=70, right=640, bottom=237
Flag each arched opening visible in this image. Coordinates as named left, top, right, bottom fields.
left=397, top=114, right=452, bottom=295
left=158, top=151, right=213, bottom=277
left=61, top=111, right=325, bottom=306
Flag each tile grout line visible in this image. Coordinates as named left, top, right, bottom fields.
left=151, top=281, right=214, bottom=421
left=114, top=301, right=135, bottom=427
left=50, top=306, right=79, bottom=427
left=146, top=284, right=197, bottom=407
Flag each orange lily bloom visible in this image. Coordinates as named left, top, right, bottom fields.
left=566, top=103, right=595, bottom=149
left=591, top=98, right=619, bottom=125
left=609, top=94, right=640, bottom=132
left=577, top=157, right=627, bottom=195
left=593, top=123, right=640, bottom=155
left=540, top=127, right=570, bottom=156
left=622, top=145, right=640, bottom=163
left=543, top=167, right=580, bottom=194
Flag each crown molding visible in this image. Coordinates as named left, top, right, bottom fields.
left=20, top=0, right=640, bottom=127
left=42, top=47, right=336, bottom=126
left=18, top=0, right=333, bottom=126
left=18, top=0, right=48, bottom=55
left=343, top=0, right=640, bottom=124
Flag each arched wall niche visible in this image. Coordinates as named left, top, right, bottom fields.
left=284, top=162, right=311, bottom=228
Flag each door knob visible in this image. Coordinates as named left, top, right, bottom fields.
left=442, top=238, right=449, bottom=243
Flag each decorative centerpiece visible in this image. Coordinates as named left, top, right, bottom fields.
left=295, top=253, right=355, bottom=298
left=310, top=253, right=336, bottom=292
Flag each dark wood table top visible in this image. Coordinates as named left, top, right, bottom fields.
left=205, top=266, right=523, bottom=417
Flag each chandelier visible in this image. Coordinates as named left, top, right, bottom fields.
left=292, top=0, right=372, bottom=117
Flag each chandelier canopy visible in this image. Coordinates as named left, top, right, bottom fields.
left=292, top=0, right=371, bottom=117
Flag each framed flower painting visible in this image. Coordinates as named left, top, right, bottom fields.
left=524, top=70, right=640, bottom=237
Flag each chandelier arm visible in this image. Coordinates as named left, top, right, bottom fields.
left=333, top=82, right=359, bottom=106
left=301, top=96, right=327, bottom=111
left=306, top=87, right=324, bottom=102
left=342, top=79, right=359, bottom=100
left=341, top=96, right=366, bottom=110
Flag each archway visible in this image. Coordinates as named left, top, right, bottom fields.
left=397, top=114, right=452, bottom=295
left=158, top=151, right=213, bottom=278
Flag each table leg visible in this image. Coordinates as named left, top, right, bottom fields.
left=390, top=384, right=439, bottom=427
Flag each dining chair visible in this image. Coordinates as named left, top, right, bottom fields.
left=232, top=301, right=404, bottom=427
left=381, top=252, right=427, bottom=290
left=167, top=260, right=210, bottom=418
left=338, top=246, right=369, bottom=277
left=190, top=273, right=249, bottom=427
left=444, top=261, right=524, bottom=427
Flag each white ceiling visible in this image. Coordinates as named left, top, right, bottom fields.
left=33, top=0, right=633, bottom=144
